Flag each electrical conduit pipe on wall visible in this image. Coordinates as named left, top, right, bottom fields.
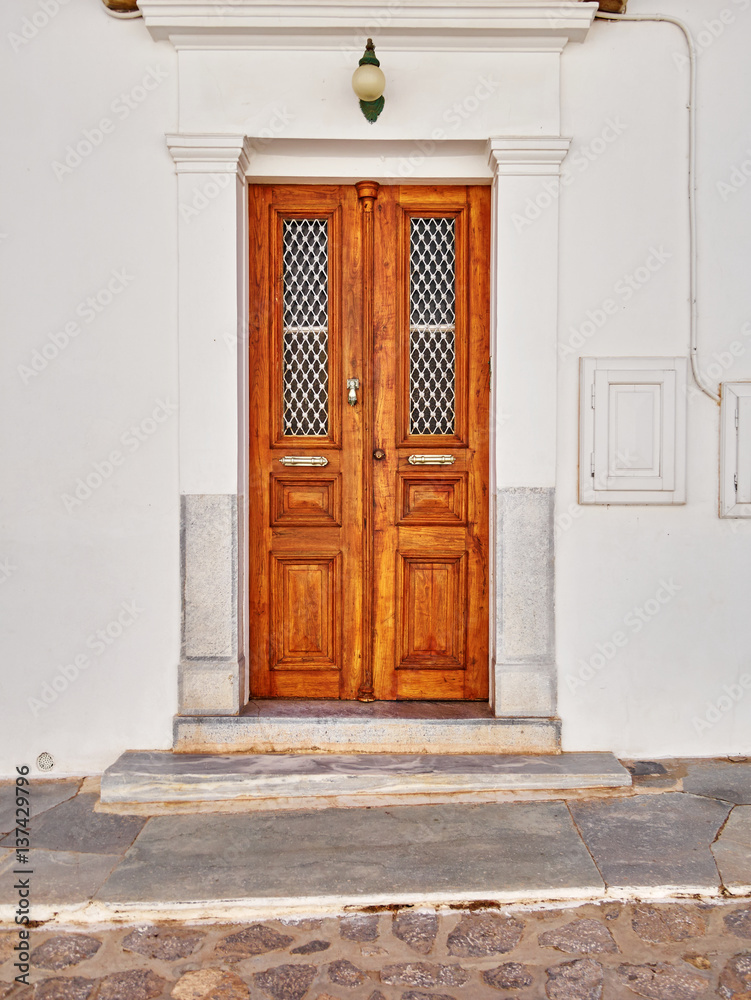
left=595, top=10, right=720, bottom=403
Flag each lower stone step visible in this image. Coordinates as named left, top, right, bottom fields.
left=100, top=750, right=631, bottom=808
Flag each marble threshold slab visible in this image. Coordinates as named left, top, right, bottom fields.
left=100, top=751, right=631, bottom=807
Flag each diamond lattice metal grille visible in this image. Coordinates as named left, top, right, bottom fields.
left=282, top=218, right=329, bottom=437
left=409, top=217, right=456, bottom=435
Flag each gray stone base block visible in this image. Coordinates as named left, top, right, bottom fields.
left=180, top=493, right=246, bottom=714
left=173, top=709, right=561, bottom=755
left=178, top=657, right=244, bottom=715
left=493, top=488, right=557, bottom=718
left=495, top=666, right=557, bottom=717
left=101, top=750, right=630, bottom=806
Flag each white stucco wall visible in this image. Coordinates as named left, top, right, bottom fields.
left=557, top=0, right=751, bottom=756
left=1, top=0, right=749, bottom=775
left=1, top=1, right=179, bottom=774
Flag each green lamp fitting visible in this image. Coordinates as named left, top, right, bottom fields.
left=352, top=39, right=386, bottom=123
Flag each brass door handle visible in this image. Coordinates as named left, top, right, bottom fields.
left=373, top=449, right=386, bottom=460
left=407, top=454, right=456, bottom=465
left=279, top=456, right=329, bottom=467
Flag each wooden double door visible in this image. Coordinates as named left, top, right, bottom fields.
left=248, top=183, right=489, bottom=701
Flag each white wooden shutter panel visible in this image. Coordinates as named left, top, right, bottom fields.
left=580, top=358, right=686, bottom=505
left=720, top=382, right=751, bottom=517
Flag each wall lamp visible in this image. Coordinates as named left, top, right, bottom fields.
left=352, top=39, right=386, bottom=123
left=100, top=0, right=141, bottom=16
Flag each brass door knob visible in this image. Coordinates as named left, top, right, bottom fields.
left=373, top=449, right=386, bottom=460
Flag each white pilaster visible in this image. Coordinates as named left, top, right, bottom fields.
left=488, top=137, right=569, bottom=722
left=488, top=137, right=570, bottom=489
left=168, top=134, right=252, bottom=715
left=168, top=134, right=251, bottom=496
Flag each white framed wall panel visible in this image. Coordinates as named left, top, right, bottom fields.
left=580, top=357, right=687, bottom=505
left=721, top=382, right=751, bottom=518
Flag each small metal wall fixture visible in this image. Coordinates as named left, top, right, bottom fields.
left=352, top=39, right=386, bottom=123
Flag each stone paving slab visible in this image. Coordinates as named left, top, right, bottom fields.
left=96, top=801, right=604, bottom=907
left=0, top=794, right=145, bottom=856
left=712, top=805, right=751, bottom=894
left=0, top=851, right=122, bottom=905
left=0, top=780, right=80, bottom=837
left=682, top=760, right=751, bottom=804
left=568, top=793, right=732, bottom=892
left=1, top=901, right=750, bottom=1000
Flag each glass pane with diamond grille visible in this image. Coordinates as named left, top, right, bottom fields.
left=409, top=217, right=456, bottom=435
left=282, top=218, right=329, bottom=437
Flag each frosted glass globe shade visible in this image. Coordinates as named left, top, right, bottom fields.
left=352, top=63, right=386, bottom=102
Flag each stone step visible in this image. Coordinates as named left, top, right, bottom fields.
left=173, top=701, right=561, bottom=754
left=100, top=750, right=631, bottom=808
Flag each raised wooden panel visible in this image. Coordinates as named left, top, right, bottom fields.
left=397, top=473, right=467, bottom=525
left=270, top=475, right=341, bottom=526
left=271, top=554, right=340, bottom=669
left=270, top=672, right=340, bottom=698
left=396, top=671, right=465, bottom=700
left=397, top=553, right=467, bottom=669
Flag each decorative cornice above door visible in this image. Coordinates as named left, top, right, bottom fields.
left=137, top=0, right=597, bottom=49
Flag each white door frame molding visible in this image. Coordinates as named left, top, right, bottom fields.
left=168, top=133, right=570, bottom=732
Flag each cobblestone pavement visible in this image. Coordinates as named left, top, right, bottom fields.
left=1, top=901, right=751, bottom=999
